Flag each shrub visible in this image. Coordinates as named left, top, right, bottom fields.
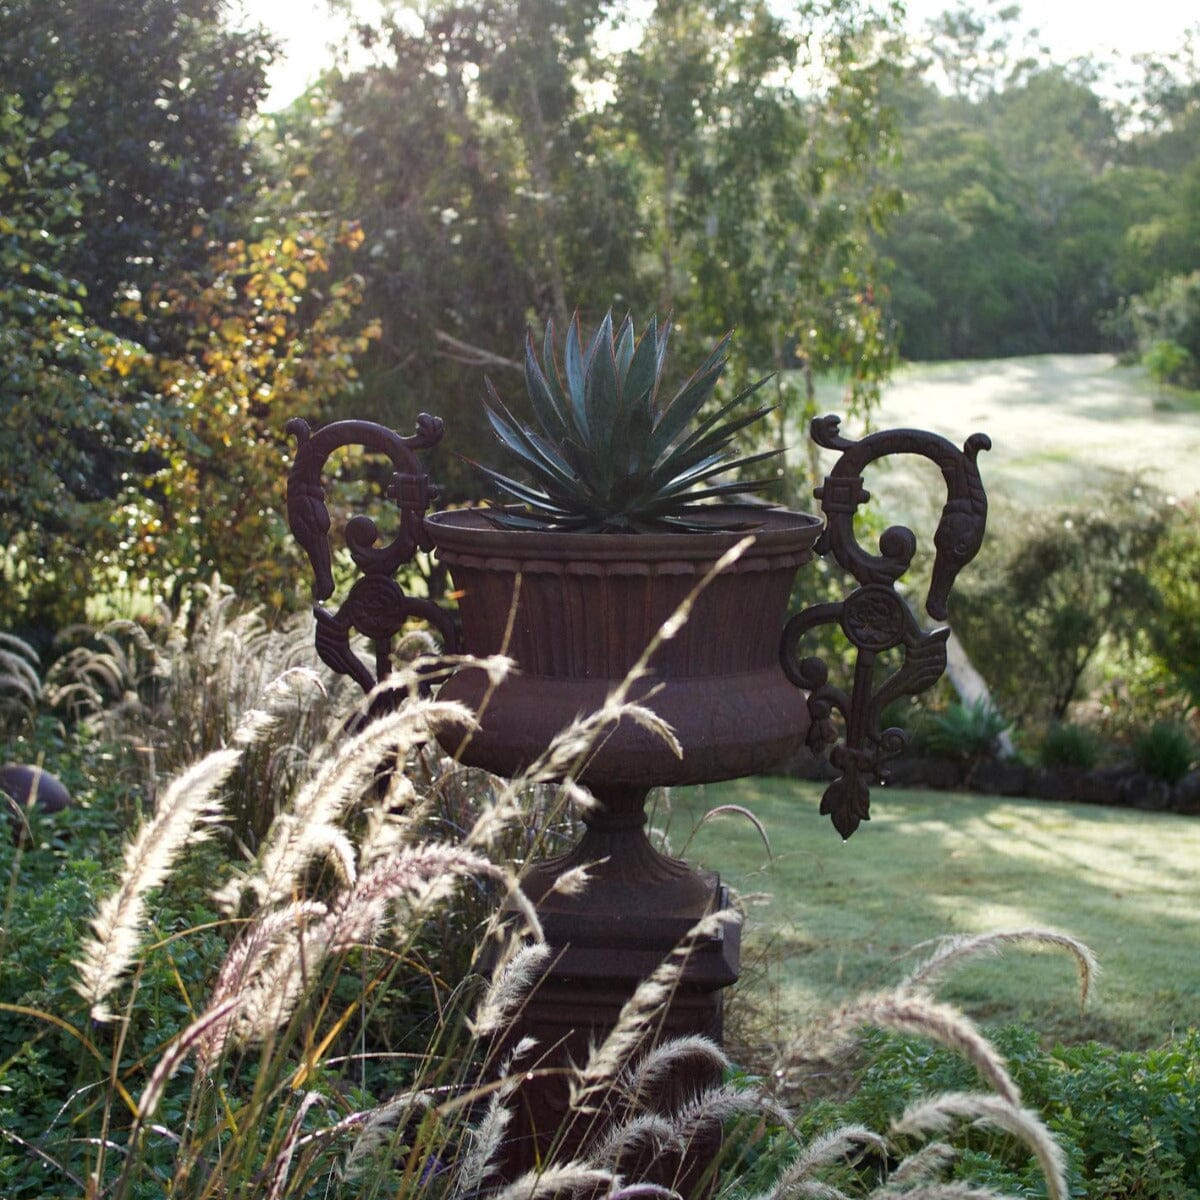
left=1038, top=722, right=1101, bottom=770
left=1129, top=271, right=1200, bottom=389
left=809, top=1026, right=1200, bottom=1199
left=1133, top=721, right=1195, bottom=784
left=917, top=698, right=1009, bottom=764
left=953, top=481, right=1165, bottom=727
left=1143, top=338, right=1195, bottom=387
left=1145, top=499, right=1200, bottom=712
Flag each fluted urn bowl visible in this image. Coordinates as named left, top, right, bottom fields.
left=425, top=505, right=824, bottom=789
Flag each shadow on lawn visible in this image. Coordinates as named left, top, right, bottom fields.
left=671, top=779, right=1200, bottom=1048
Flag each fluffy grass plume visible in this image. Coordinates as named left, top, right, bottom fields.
left=901, top=928, right=1098, bottom=1012
left=570, top=909, right=741, bottom=1114
left=198, top=843, right=517, bottom=1063
left=492, top=1161, right=618, bottom=1200
left=622, top=1034, right=730, bottom=1111
left=74, top=747, right=241, bottom=1021
left=341, top=1089, right=437, bottom=1180
left=887, top=1141, right=960, bottom=1185
left=216, top=698, right=478, bottom=911
left=471, top=939, right=552, bottom=1037
left=766, top=1125, right=889, bottom=1195
left=892, top=1091, right=1068, bottom=1200
left=782, top=990, right=1022, bottom=1108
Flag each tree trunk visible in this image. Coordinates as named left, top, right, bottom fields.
left=525, top=80, right=569, bottom=329
left=659, top=143, right=676, bottom=313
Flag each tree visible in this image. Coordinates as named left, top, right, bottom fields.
left=109, top=220, right=379, bottom=605
left=614, top=0, right=904, bottom=493
left=882, top=110, right=1054, bottom=359
left=268, top=0, right=641, bottom=493
left=874, top=5, right=1200, bottom=361
left=922, top=0, right=1044, bottom=102
left=0, top=85, right=378, bottom=621
left=1, top=8, right=396, bottom=625
left=0, top=89, right=154, bottom=624
left=0, top=0, right=276, bottom=323
left=277, top=0, right=905, bottom=502
left=1145, top=500, right=1200, bottom=713
left=1126, top=270, right=1200, bottom=387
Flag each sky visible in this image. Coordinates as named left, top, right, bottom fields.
left=238, top=0, right=1197, bottom=109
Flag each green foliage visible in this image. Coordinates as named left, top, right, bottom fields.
left=953, top=481, right=1166, bottom=726
left=1133, top=721, right=1196, bottom=784
left=1037, top=722, right=1102, bottom=771
left=0, top=0, right=275, bottom=321
left=1129, top=272, right=1200, bottom=388
left=273, top=0, right=903, bottom=502
left=0, top=89, right=155, bottom=624
left=478, top=311, right=776, bottom=531
left=804, top=1027, right=1200, bottom=1199
left=0, top=605, right=1082, bottom=1200
left=1144, top=499, right=1200, bottom=711
left=117, top=219, right=378, bottom=602
left=881, top=8, right=1200, bottom=360
left=880, top=56, right=1126, bottom=359
left=1, top=191, right=377, bottom=623
left=916, top=698, right=1009, bottom=765
left=614, top=0, right=904, bottom=493
left=1143, top=338, right=1195, bottom=386
left=0, top=7, right=376, bottom=625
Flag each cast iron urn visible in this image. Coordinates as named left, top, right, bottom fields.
left=285, top=408, right=990, bottom=1180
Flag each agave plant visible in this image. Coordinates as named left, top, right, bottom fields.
left=476, top=310, right=779, bottom=532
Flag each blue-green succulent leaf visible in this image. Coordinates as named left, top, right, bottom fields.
left=524, top=331, right=568, bottom=440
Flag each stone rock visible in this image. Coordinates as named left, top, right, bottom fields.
left=969, top=757, right=1031, bottom=797
left=1026, top=767, right=1077, bottom=803
left=1070, top=767, right=1130, bottom=807
left=1172, top=771, right=1200, bottom=815
left=883, top=754, right=963, bottom=791
left=1122, top=774, right=1173, bottom=811
left=1, top=763, right=72, bottom=844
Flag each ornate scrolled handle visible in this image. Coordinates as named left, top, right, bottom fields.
left=285, top=414, right=456, bottom=697
left=781, top=417, right=990, bottom=838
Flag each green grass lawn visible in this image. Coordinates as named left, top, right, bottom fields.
left=664, top=778, right=1200, bottom=1049
left=803, top=354, right=1200, bottom=521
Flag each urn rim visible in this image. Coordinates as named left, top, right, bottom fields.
left=424, top=503, right=824, bottom=562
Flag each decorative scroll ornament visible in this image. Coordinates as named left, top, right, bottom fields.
left=781, top=417, right=991, bottom=839
left=285, top=414, right=456, bottom=700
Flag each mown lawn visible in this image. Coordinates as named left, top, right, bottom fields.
left=805, top=353, right=1200, bottom=518
left=665, top=778, right=1200, bottom=1049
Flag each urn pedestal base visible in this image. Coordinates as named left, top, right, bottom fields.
left=493, top=895, right=739, bottom=1191
left=488, top=785, right=738, bottom=1189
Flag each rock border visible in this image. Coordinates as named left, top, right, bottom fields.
left=778, top=752, right=1200, bottom=815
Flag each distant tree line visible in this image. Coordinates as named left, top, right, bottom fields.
left=882, top=3, right=1200, bottom=361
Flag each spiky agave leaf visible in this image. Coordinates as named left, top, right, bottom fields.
left=480, top=310, right=779, bottom=532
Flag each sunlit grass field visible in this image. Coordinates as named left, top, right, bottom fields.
left=804, top=354, right=1200, bottom=520
left=667, top=778, right=1200, bottom=1049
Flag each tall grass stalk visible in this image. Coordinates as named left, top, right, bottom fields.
left=74, top=748, right=242, bottom=1022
